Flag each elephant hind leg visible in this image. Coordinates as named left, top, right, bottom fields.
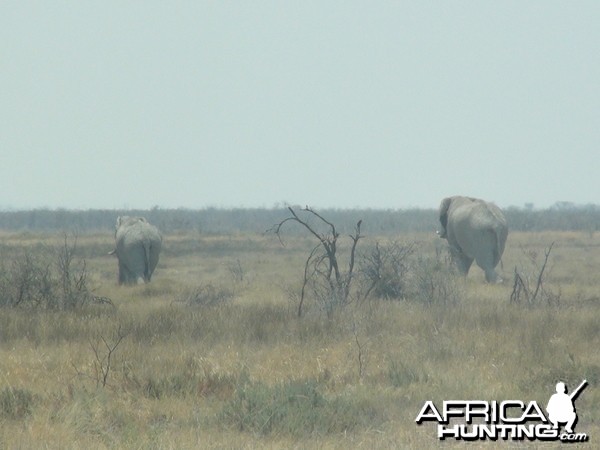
left=118, top=262, right=127, bottom=285
left=476, top=253, right=502, bottom=283
left=457, top=255, right=474, bottom=276
left=451, top=247, right=473, bottom=276
left=484, top=268, right=502, bottom=284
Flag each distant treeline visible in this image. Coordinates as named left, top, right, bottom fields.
left=0, top=204, right=598, bottom=235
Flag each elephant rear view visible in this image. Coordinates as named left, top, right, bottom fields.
left=113, top=216, right=162, bottom=285
left=438, top=196, right=508, bottom=283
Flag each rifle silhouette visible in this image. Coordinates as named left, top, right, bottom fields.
left=569, top=379, right=588, bottom=401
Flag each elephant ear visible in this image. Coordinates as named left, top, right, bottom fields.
left=438, top=197, right=452, bottom=238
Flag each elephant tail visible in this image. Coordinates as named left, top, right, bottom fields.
left=492, top=221, right=508, bottom=266
left=142, top=239, right=153, bottom=282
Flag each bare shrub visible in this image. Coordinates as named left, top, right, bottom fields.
left=510, top=242, right=560, bottom=306
left=56, top=235, right=92, bottom=309
left=270, top=206, right=363, bottom=318
left=0, top=235, right=106, bottom=310
left=358, top=242, right=463, bottom=306
left=409, top=253, right=464, bottom=306
left=71, top=325, right=128, bottom=389
left=0, top=252, right=53, bottom=308
left=227, top=258, right=250, bottom=294
left=227, top=259, right=246, bottom=284
left=90, top=326, right=127, bottom=388
left=358, top=241, right=416, bottom=300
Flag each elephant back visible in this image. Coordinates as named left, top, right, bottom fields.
left=115, top=216, right=162, bottom=251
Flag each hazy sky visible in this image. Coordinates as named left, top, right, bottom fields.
left=1, top=2, right=598, bottom=210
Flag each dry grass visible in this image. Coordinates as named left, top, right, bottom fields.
left=0, top=230, right=599, bottom=448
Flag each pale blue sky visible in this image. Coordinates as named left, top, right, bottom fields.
left=1, top=1, right=598, bottom=210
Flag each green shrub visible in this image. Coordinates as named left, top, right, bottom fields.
left=143, top=368, right=236, bottom=400
left=218, top=374, right=384, bottom=436
left=388, top=360, right=429, bottom=388
left=0, top=387, right=35, bottom=419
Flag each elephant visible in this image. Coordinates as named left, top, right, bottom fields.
left=437, top=196, right=508, bottom=283
left=111, top=216, right=162, bottom=285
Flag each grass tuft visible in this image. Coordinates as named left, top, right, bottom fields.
left=218, top=374, right=385, bottom=437
left=0, top=387, right=35, bottom=419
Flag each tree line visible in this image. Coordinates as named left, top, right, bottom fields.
left=0, top=204, right=598, bottom=235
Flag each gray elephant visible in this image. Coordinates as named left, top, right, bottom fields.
left=438, top=196, right=508, bottom=283
left=111, top=216, right=162, bottom=285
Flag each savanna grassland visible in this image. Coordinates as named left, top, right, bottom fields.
left=0, top=223, right=599, bottom=449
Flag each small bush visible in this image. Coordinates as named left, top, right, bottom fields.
left=219, top=375, right=325, bottom=436
left=409, top=255, right=464, bottom=306
left=142, top=359, right=237, bottom=400
left=510, top=243, right=560, bottom=306
left=359, top=241, right=416, bottom=300
left=388, top=360, right=429, bottom=388
left=0, top=236, right=97, bottom=310
left=0, top=387, right=35, bottom=419
left=218, top=374, right=384, bottom=436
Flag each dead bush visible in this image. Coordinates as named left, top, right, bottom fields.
left=409, top=253, right=464, bottom=306
left=510, top=242, right=560, bottom=306
left=0, top=235, right=104, bottom=310
left=359, top=241, right=416, bottom=300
